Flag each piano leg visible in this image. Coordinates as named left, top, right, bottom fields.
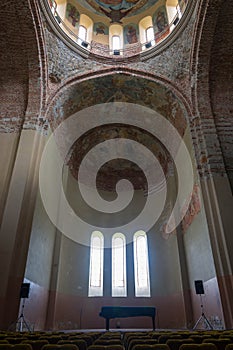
left=152, top=316, right=155, bottom=330
left=106, top=318, right=110, bottom=331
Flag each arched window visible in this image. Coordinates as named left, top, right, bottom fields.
left=112, top=35, right=120, bottom=50
left=78, top=25, right=87, bottom=42
left=133, top=230, right=151, bottom=297
left=49, top=0, right=57, bottom=16
left=146, top=26, right=154, bottom=43
left=112, top=233, right=127, bottom=297
left=88, top=231, right=104, bottom=297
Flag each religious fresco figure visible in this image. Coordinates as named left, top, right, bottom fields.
left=94, top=22, right=109, bottom=35
left=155, top=10, right=168, bottom=32
left=66, top=2, right=80, bottom=27
left=84, top=0, right=160, bottom=21
left=96, top=0, right=138, bottom=11
left=124, top=24, right=138, bottom=44
left=152, top=6, right=169, bottom=42
left=126, top=25, right=138, bottom=43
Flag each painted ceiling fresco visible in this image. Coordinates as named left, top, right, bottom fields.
left=77, top=0, right=160, bottom=18
left=52, top=74, right=187, bottom=134
left=67, top=124, right=173, bottom=191
left=50, top=74, right=187, bottom=192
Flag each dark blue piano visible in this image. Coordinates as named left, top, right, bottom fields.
left=99, top=306, right=156, bottom=330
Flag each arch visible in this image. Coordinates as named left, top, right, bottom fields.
left=109, top=24, right=123, bottom=53
left=112, top=233, right=127, bottom=297
left=45, top=69, right=192, bottom=126
left=139, top=16, right=154, bottom=48
left=79, top=14, right=93, bottom=44
left=133, top=230, right=150, bottom=297
left=88, top=231, right=104, bottom=296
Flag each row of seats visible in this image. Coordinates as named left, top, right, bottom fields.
left=0, top=330, right=233, bottom=350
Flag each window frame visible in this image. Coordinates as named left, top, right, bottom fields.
left=112, top=35, right=121, bottom=51
left=88, top=231, right=104, bottom=297
left=78, top=25, right=87, bottom=43
left=133, top=230, right=151, bottom=297
left=112, top=232, right=127, bottom=297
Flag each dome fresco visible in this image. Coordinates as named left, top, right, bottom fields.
left=67, top=124, right=173, bottom=191
left=80, top=0, right=160, bottom=18
left=47, top=0, right=190, bottom=56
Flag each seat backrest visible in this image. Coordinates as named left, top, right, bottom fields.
left=13, top=345, right=33, bottom=350
left=203, top=338, right=231, bottom=350
left=133, top=345, right=170, bottom=350
left=158, top=336, right=182, bottom=344
left=0, top=345, right=14, bottom=350
left=226, top=345, right=233, bottom=350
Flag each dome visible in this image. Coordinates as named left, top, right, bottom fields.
left=42, top=0, right=191, bottom=58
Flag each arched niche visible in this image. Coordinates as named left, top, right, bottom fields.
left=109, top=24, right=123, bottom=53
left=24, top=72, right=222, bottom=330
left=139, top=16, right=154, bottom=47
left=79, top=13, right=93, bottom=44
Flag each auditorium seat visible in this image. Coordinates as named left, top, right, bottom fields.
left=180, top=344, right=218, bottom=350
left=132, top=344, right=170, bottom=350
left=166, top=338, right=195, bottom=350
left=125, top=335, right=151, bottom=349
left=88, top=346, right=124, bottom=350
left=22, top=340, right=49, bottom=350
left=68, top=337, right=93, bottom=347
left=0, top=345, right=14, bottom=350
left=14, top=345, right=33, bottom=350
left=132, top=345, right=170, bottom=350
left=58, top=340, right=87, bottom=350
left=41, top=345, right=79, bottom=350
left=5, top=339, right=25, bottom=345
left=94, top=340, right=122, bottom=345
left=202, top=338, right=232, bottom=350
left=128, top=339, right=158, bottom=350
left=226, top=345, right=233, bottom=350
left=158, top=335, right=182, bottom=344
left=189, top=336, right=210, bottom=344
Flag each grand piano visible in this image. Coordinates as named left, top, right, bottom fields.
left=99, top=306, right=156, bottom=330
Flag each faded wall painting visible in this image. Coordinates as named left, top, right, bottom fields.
left=83, top=0, right=160, bottom=17
left=66, top=2, right=80, bottom=27
left=124, top=24, right=139, bottom=45
left=94, top=22, right=109, bottom=35
left=181, top=184, right=201, bottom=232
left=153, top=6, right=169, bottom=43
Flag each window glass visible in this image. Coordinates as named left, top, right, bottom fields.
left=133, top=230, right=151, bottom=297
left=112, top=35, right=120, bottom=50
left=112, top=233, right=127, bottom=297
left=79, top=25, right=87, bottom=42
left=88, top=231, right=104, bottom=297
left=146, top=26, right=154, bottom=42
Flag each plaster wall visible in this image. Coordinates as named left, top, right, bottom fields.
left=49, top=169, right=185, bottom=329
left=23, top=190, right=57, bottom=329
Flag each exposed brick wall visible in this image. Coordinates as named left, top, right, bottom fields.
left=0, top=0, right=46, bottom=133
left=43, top=1, right=197, bottom=104
left=209, top=1, right=233, bottom=190
left=0, top=2, right=29, bottom=132
left=189, top=0, right=228, bottom=179
left=1, top=0, right=231, bottom=182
